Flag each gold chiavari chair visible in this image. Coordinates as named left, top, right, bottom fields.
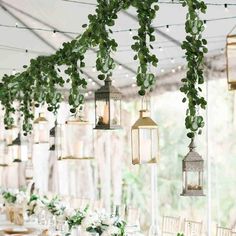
left=161, top=216, right=181, bottom=236
left=184, top=219, right=203, bottom=236
left=216, top=225, right=232, bottom=236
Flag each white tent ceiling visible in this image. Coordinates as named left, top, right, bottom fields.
left=0, top=0, right=235, bottom=96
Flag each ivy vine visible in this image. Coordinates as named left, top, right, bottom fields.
left=180, top=0, right=208, bottom=139
left=0, top=0, right=159, bottom=133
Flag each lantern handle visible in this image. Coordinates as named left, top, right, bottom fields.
left=189, top=138, right=196, bottom=151
left=141, top=95, right=151, bottom=111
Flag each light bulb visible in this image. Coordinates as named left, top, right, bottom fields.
left=166, top=25, right=170, bottom=32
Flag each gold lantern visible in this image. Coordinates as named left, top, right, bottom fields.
left=131, top=109, right=159, bottom=165
left=33, top=112, right=49, bottom=143
left=58, top=113, right=94, bottom=160
left=94, top=77, right=122, bottom=130
left=226, top=31, right=236, bottom=90
left=181, top=138, right=205, bottom=196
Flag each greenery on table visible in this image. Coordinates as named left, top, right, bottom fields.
left=179, top=0, right=208, bottom=138
left=0, top=0, right=159, bottom=134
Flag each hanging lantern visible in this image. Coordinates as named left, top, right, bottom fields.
left=94, top=77, right=122, bottom=130
left=58, top=113, right=94, bottom=160
left=181, top=138, right=205, bottom=196
left=33, top=112, right=49, bottom=143
left=226, top=32, right=236, bottom=90
left=131, top=109, right=159, bottom=165
left=7, top=131, right=28, bottom=163
left=7, top=133, right=21, bottom=162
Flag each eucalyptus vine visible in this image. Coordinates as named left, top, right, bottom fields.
left=0, top=0, right=159, bottom=133
left=180, top=0, right=208, bottom=139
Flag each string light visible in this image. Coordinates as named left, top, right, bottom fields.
left=88, top=78, right=92, bottom=82
left=92, top=82, right=95, bottom=86
left=118, top=64, right=122, bottom=70
left=166, top=25, right=170, bottom=32
left=161, top=68, right=165, bottom=73
left=62, top=0, right=236, bottom=7
left=15, top=23, right=18, bottom=27
left=129, top=29, right=133, bottom=35
left=224, top=3, right=228, bottom=12
left=178, top=65, right=182, bottom=70
left=12, top=69, right=16, bottom=75
left=85, top=92, right=89, bottom=97
left=92, top=67, right=96, bottom=72
left=132, top=83, right=136, bottom=87
left=159, top=46, right=164, bottom=52
left=88, top=91, right=92, bottom=95
left=125, top=74, right=129, bottom=78
left=172, top=68, right=176, bottom=73
left=203, top=20, right=207, bottom=28
left=132, top=76, right=136, bottom=80
left=171, top=58, right=175, bottom=63
left=1, top=15, right=236, bottom=35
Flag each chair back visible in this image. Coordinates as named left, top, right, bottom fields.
left=184, top=219, right=203, bottom=236
left=216, top=225, right=232, bottom=236
left=161, top=216, right=181, bottom=236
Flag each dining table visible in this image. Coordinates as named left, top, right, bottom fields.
left=0, top=214, right=47, bottom=236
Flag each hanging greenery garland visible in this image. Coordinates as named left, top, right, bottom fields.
left=180, top=0, right=208, bottom=139
left=0, top=0, right=159, bottom=134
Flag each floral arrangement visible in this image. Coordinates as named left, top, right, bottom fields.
left=1, top=189, right=126, bottom=236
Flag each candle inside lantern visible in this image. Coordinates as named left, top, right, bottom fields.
left=140, top=139, right=151, bottom=163
left=103, top=103, right=109, bottom=125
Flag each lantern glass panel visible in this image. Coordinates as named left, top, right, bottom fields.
left=110, top=98, right=121, bottom=126
left=139, top=128, right=158, bottom=164
left=185, top=171, right=203, bottom=191
left=96, top=100, right=110, bottom=126
left=227, top=36, right=236, bottom=86
left=64, top=122, right=94, bottom=159
left=8, top=144, right=20, bottom=161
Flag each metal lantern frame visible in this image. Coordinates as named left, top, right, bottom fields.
left=58, top=115, right=94, bottom=161
left=181, top=139, right=205, bottom=197
left=131, top=109, right=159, bottom=165
left=94, top=77, right=122, bottom=130
left=226, top=26, right=236, bottom=90
left=33, top=112, right=49, bottom=144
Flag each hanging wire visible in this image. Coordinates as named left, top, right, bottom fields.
left=62, top=0, right=236, bottom=7
left=1, top=15, right=236, bottom=35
